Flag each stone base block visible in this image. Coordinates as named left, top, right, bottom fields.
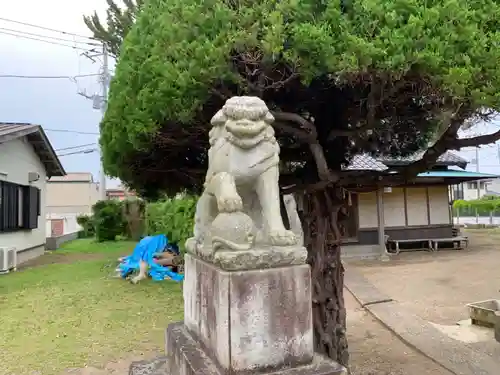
left=166, top=322, right=346, bottom=375
left=183, top=254, right=313, bottom=372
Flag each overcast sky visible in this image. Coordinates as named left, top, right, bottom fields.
left=0, top=0, right=121, bottom=186
left=1, top=0, right=500, bottom=186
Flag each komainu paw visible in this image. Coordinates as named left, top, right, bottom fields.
left=269, top=229, right=297, bottom=246
left=217, top=194, right=243, bottom=213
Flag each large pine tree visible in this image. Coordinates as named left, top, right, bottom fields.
left=86, top=0, right=500, bottom=366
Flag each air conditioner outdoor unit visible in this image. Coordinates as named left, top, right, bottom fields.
left=0, top=247, right=17, bottom=274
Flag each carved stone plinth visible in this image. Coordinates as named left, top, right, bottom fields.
left=165, top=254, right=346, bottom=375
left=199, top=245, right=308, bottom=271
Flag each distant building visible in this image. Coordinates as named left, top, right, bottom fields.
left=46, top=172, right=100, bottom=236
left=106, top=185, right=136, bottom=201
left=452, top=177, right=500, bottom=200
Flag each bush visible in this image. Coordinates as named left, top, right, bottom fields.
left=76, top=214, right=95, bottom=238
left=146, top=196, right=197, bottom=252
left=92, top=200, right=126, bottom=242
left=453, top=197, right=500, bottom=217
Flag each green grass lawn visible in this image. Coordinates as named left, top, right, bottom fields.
left=0, top=239, right=184, bottom=375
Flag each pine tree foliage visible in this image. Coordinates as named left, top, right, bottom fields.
left=101, top=0, right=500, bottom=195
left=83, top=0, right=142, bottom=57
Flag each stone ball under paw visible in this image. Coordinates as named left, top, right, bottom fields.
left=211, top=212, right=256, bottom=250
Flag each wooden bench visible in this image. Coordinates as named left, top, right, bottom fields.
left=387, top=238, right=434, bottom=255
left=431, top=236, right=469, bottom=251
left=387, top=236, right=469, bottom=255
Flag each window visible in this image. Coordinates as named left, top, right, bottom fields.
left=467, top=181, right=487, bottom=190
left=467, top=182, right=477, bottom=190
left=0, top=181, right=41, bottom=232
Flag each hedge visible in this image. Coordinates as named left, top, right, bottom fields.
left=453, top=197, right=500, bottom=217
left=145, top=196, right=196, bottom=251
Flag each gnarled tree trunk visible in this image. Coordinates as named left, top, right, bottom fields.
left=297, top=186, right=349, bottom=366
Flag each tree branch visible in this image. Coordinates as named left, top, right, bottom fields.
left=271, top=111, right=338, bottom=183
left=453, top=129, right=500, bottom=149
left=271, top=111, right=317, bottom=138
left=274, top=121, right=315, bottom=143
left=326, top=124, right=371, bottom=139
left=397, top=106, right=466, bottom=177
left=265, top=72, right=299, bottom=90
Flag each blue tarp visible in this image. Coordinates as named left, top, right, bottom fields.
left=118, top=234, right=184, bottom=282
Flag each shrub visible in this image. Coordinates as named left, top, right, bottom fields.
left=92, top=200, right=126, bottom=242
left=76, top=214, right=95, bottom=238
left=453, top=197, right=500, bottom=217
left=146, top=196, right=197, bottom=252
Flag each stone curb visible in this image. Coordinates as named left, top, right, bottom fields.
left=344, top=268, right=393, bottom=307
left=345, top=268, right=499, bottom=375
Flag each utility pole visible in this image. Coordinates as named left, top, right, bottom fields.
left=79, top=44, right=109, bottom=201
left=99, top=44, right=109, bottom=201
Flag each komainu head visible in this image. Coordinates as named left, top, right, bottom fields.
left=209, top=96, right=275, bottom=143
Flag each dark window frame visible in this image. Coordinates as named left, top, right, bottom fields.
left=0, top=180, right=41, bottom=233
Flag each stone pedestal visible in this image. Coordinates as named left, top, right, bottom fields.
left=165, top=254, right=346, bottom=375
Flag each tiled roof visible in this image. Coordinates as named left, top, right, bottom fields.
left=345, top=151, right=468, bottom=171
left=0, top=122, right=65, bottom=177
left=0, top=122, right=38, bottom=138
left=344, top=154, right=388, bottom=171
left=378, top=151, right=468, bottom=167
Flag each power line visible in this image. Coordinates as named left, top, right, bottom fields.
left=58, top=148, right=98, bottom=157
left=0, top=26, right=99, bottom=46
left=0, top=30, right=92, bottom=51
left=0, top=17, right=97, bottom=41
left=44, top=128, right=99, bottom=135
left=0, top=73, right=99, bottom=79
left=55, top=143, right=97, bottom=151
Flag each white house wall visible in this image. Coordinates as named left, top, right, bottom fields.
left=357, top=192, right=378, bottom=228
left=406, top=187, right=428, bottom=226
left=428, top=186, right=451, bottom=224
left=357, top=185, right=451, bottom=229
left=0, top=138, right=47, bottom=262
left=382, top=188, right=405, bottom=227
left=46, top=213, right=82, bottom=235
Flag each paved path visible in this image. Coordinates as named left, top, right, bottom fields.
left=345, top=289, right=452, bottom=375
left=345, top=233, right=500, bottom=375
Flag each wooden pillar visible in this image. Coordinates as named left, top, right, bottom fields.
left=376, top=188, right=388, bottom=260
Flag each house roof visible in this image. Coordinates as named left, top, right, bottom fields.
left=343, top=154, right=388, bottom=171
left=0, top=122, right=65, bottom=177
left=49, top=172, right=94, bottom=182
left=377, top=151, right=468, bottom=169
left=414, top=170, right=499, bottom=184
left=346, top=150, right=467, bottom=171
left=417, top=171, right=498, bottom=179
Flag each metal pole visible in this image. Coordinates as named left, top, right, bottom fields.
left=476, top=147, right=480, bottom=198
left=99, top=43, right=108, bottom=201
left=476, top=147, right=480, bottom=223
left=377, top=188, right=389, bottom=261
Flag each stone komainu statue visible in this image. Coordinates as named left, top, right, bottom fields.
left=186, top=96, right=300, bottom=257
